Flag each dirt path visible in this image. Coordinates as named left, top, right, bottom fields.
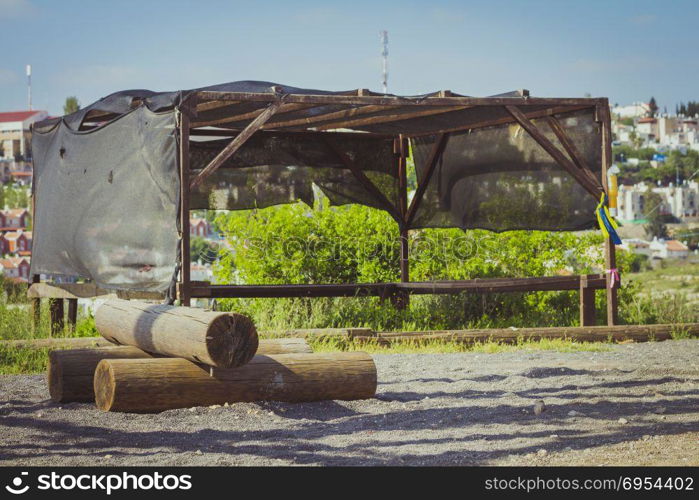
left=1, top=340, right=698, bottom=466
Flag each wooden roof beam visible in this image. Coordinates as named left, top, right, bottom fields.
left=313, top=106, right=470, bottom=131
left=195, top=91, right=608, bottom=107
left=192, top=102, right=319, bottom=128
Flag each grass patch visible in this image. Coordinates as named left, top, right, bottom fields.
left=0, top=346, right=50, bottom=375
left=307, top=336, right=613, bottom=354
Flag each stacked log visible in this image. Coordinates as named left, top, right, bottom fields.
left=48, top=338, right=313, bottom=403
left=94, top=352, right=377, bottom=412
left=95, top=299, right=259, bottom=368
left=44, top=300, right=377, bottom=412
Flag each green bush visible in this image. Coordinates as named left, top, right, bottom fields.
left=212, top=201, right=644, bottom=331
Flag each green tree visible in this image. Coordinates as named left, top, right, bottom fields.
left=63, top=96, right=80, bottom=115
left=190, top=236, right=218, bottom=264
left=648, top=97, right=658, bottom=117
left=643, top=191, right=668, bottom=239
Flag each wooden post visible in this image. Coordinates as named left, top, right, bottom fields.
left=95, top=299, right=259, bottom=368
left=94, top=352, right=377, bottom=413
left=48, top=298, right=64, bottom=335
left=30, top=274, right=40, bottom=332
left=67, top=298, right=78, bottom=331
left=396, top=135, right=409, bottom=309
left=178, top=109, right=191, bottom=307
left=599, top=101, right=619, bottom=325
left=579, top=276, right=596, bottom=326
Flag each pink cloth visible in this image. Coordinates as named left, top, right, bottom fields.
left=606, top=268, right=620, bottom=288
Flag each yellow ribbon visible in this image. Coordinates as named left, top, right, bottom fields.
left=595, top=193, right=619, bottom=240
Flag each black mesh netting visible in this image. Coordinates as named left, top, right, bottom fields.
left=409, top=109, right=602, bottom=231
left=189, top=133, right=398, bottom=211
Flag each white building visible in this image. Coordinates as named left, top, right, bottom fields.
left=0, top=110, right=48, bottom=160
left=617, top=238, right=652, bottom=257
left=612, top=102, right=650, bottom=119
left=649, top=238, right=689, bottom=259
left=617, top=181, right=699, bottom=221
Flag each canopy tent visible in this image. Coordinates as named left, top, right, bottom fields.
left=30, top=81, right=618, bottom=325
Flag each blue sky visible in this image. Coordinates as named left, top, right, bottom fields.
left=1, top=0, right=697, bottom=115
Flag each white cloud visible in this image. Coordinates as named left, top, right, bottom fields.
left=0, top=68, right=18, bottom=85
left=56, top=65, right=140, bottom=89
left=629, top=14, right=656, bottom=25
left=567, top=57, right=654, bottom=74
left=0, top=0, right=37, bottom=18
left=292, top=7, right=340, bottom=24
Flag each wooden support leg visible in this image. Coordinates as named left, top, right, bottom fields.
left=605, top=238, right=619, bottom=326
left=579, top=276, right=596, bottom=326
left=31, top=275, right=40, bottom=333
left=49, top=299, right=64, bottom=336
left=67, top=298, right=78, bottom=331
left=178, top=109, right=191, bottom=307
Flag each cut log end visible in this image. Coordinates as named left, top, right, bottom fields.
left=208, top=313, right=259, bottom=368
left=94, top=361, right=116, bottom=412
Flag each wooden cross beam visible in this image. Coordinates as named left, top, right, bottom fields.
left=505, top=105, right=603, bottom=197
left=545, top=115, right=602, bottom=188
left=321, top=137, right=402, bottom=224
left=405, top=133, right=449, bottom=227
left=189, top=100, right=282, bottom=189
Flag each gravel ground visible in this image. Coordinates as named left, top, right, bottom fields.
left=1, top=340, right=698, bottom=466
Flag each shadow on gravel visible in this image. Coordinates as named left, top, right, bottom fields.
left=1, top=390, right=697, bottom=465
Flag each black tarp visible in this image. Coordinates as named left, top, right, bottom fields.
left=31, top=81, right=603, bottom=292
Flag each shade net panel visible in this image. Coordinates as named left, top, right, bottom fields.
left=30, top=107, right=179, bottom=292
left=410, top=109, right=602, bottom=231
left=189, top=133, right=399, bottom=212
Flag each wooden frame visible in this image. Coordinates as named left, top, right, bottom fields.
left=173, top=92, right=618, bottom=326
left=30, top=90, right=618, bottom=331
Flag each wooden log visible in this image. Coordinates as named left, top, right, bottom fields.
left=94, top=299, right=259, bottom=368
left=48, top=339, right=312, bottom=403
left=2, top=337, right=116, bottom=350
left=94, top=352, right=377, bottom=413
left=353, top=323, right=699, bottom=345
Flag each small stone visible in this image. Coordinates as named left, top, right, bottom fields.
left=618, top=417, right=628, bottom=425
left=642, top=435, right=651, bottom=441
left=209, top=405, right=221, bottom=409
left=194, top=450, right=203, bottom=455
left=654, top=407, right=666, bottom=414
left=568, top=410, right=583, bottom=417
left=224, top=402, right=229, bottom=407
left=104, top=454, right=112, bottom=459
left=36, top=412, right=43, bottom=418
left=537, top=449, right=548, bottom=457
left=549, top=434, right=559, bottom=439
left=533, top=400, right=546, bottom=416
left=188, top=407, right=196, bottom=412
